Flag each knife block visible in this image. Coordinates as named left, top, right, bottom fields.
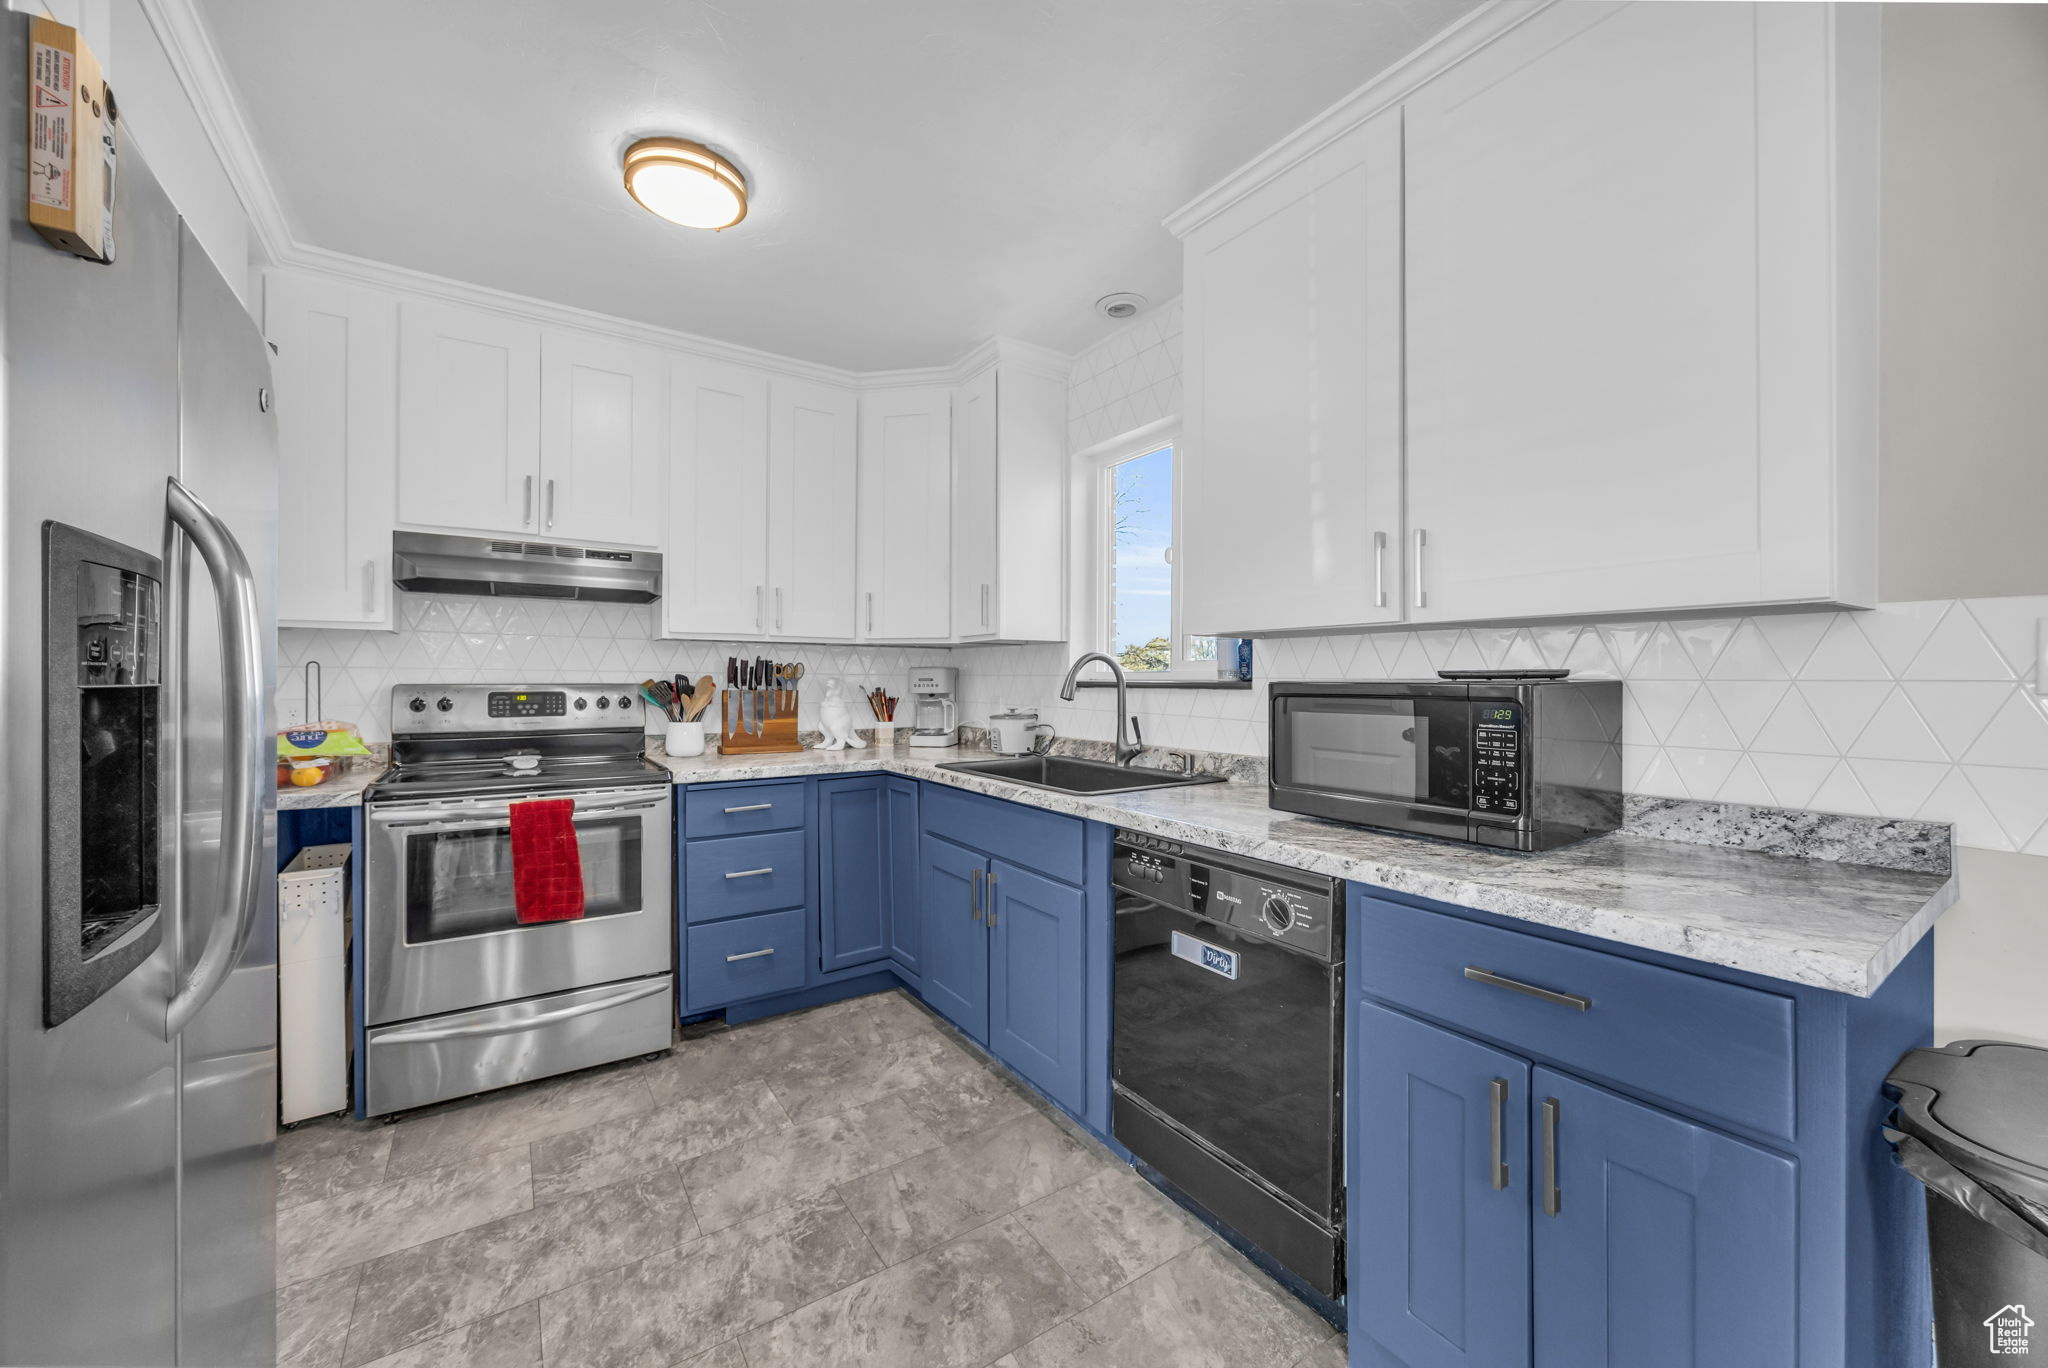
left=717, top=688, right=804, bottom=755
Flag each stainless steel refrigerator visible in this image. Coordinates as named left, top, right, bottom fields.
left=0, top=17, right=279, bottom=1364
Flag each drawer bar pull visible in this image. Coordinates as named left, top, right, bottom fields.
left=724, top=867, right=775, bottom=880
left=1464, top=966, right=1591, bottom=1012
left=1542, top=1096, right=1561, bottom=1217
left=723, top=803, right=775, bottom=813
left=1489, top=1077, right=1510, bottom=1191
left=725, top=947, right=775, bottom=962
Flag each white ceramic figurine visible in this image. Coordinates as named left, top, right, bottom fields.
left=813, top=678, right=869, bottom=750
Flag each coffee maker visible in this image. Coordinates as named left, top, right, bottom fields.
left=907, top=666, right=960, bottom=748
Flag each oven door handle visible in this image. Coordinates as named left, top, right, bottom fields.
left=370, top=797, right=668, bottom=828
left=369, top=978, right=669, bottom=1045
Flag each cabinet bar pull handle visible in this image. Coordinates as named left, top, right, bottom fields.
left=985, top=869, right=997, bottom=928
left=981, top=582, right=990, bottom=628
left=1489, top=1077, right=1510, bottom=1191
left=725, top=947, right=775, bottom=962
left=1542, top=1096, right=1561, bottom=1217
left=363, top=558, right=378, bottom=613
left=866, top=592, right=874, bottom=633
left=524, top=475, right=534, bottom=526
left=1464, top=966, right=1591, bottom=1012
left=971, top=868, right=984, bottom=923
left=755, top=585, right=764, bottom=630
left=546, top=478, right=557, bottom=531
left=1412, top=528, right=1428, bottom=609
left=1373, top=531, right=1388, bottom=608
left=775, top=587, right=784, bottom=632
left=723, top=867, right=774, bottom=880
left=723, top=803, right=774, bottom=813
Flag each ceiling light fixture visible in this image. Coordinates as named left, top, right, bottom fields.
left=1096, top=292, right=1147, bottom=320
left=622, top=137, right=748, bottom=231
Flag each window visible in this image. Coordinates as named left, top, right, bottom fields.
left=1098, top=435, right=1215, bottom=676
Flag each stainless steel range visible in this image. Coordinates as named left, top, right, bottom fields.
left=362, top=683, right=673, bottom=1116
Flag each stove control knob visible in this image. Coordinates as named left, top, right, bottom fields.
left=573, top=696, right=588, bottom=711
left=618, top=695, right=632, bottom=710
left=407, top=696, right=427, bottom=713
left=435, top=697, right=454, bottom=713
left=1260, top=894, right=1295, bottom=934
left=596, top=695, right=611, bottom=710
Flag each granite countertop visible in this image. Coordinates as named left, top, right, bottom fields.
left=283, top=741, right=1956, bottom=997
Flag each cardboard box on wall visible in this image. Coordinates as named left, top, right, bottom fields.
left=27, top=16, right=115, bottom=263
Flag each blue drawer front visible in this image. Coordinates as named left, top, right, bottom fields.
left=1353, top=893, right=1797, bottom=1142
left=683, top=830, right=807, bottom=923
left=921, top=783, right=1083, bottom=885
left=685, top=780, right=805, bottom=837
left=686, top=909, right=806, bottom=1007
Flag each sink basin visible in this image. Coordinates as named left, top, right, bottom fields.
left=936, top=755, right=1225, bottom=796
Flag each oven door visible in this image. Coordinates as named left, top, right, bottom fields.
left=364, top=786, right=672, bottom=1025
left=1269, top=684, right=1473, bottom=838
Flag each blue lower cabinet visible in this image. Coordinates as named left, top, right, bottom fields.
left=1353, top=1002, right=1532, bottom=1368
left=686, top=908, right=806, bottom=1007
left=1532, top=1068, right=1797, bottom=1368
left=682, top=830, right=808, bottom=922
left=919, top=832, right=990, bottom=1041
left=818, top=777, right=889, bottom=973
left=884, top=778, right=921, bottom=975
left=987, top=858, right=1086, bottom=1115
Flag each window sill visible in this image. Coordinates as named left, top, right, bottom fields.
left=1074, top=677, right=1253, bottom=691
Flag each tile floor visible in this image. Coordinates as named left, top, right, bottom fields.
left=277, top=989, right=1347, bottom=1368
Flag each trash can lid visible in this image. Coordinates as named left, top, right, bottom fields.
left=1888, top=1040, right=2048, bottom=1206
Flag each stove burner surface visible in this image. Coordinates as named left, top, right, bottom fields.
left=367, top=748, right=668, bottom=803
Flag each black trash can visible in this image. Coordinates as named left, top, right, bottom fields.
left=1888, top=1040, right=2048, bottom=1365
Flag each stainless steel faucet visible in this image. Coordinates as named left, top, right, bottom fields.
left=1059, top=651, right=1142, bottom=766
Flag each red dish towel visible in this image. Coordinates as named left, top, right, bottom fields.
left=510, top=798, right=586, bottom=924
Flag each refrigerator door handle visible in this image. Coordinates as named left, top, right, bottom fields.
left=164, top=478, right=265, bottom=1040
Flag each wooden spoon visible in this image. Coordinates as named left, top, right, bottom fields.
left=685, top=675, right=718, bottom=722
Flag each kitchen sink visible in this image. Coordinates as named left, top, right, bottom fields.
left=936, top=755, right=1226, bottom=796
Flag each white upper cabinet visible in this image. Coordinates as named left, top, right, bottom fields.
left=767, top=378, right=859, bottom=640
left=1179, top=109, right=1404, bottom=638
left=396, top=300, right=541, bottom=536
left=948, top=360, right=1067, bottom=643
left=858, top=387, right=952, bottom=641
left=264, top=271, right=398, bottom=628
left=538, top=328, right=665, bottom=547
left=1402, top=1, right=1875, bottom=622
left=665, top=356, right=770, bottom=638
left=950, top=367, right=999, bottom=639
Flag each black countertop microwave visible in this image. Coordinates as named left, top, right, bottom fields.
left=1268, top=678, right=1624, bottom=851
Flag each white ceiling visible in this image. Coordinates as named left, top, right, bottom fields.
left=194, top=0, right=1478, bottom=370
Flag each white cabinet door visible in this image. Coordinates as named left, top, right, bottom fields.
left=264, top=272, right=397, bottom=628
left=539, top=328, right=665, bottom=547
left=396, top=300, right=541, bottom=535
left=950, top=367, right=998, bottom=639
left=857, top=387, right=951, bottom=641
left=1180, top=109, right=1403, bottom=637
left=1404, top=1, right=1874, bottom=621
left=768, top=379, right=858, bottom=640
left=665, top=356, right=769, bottom=638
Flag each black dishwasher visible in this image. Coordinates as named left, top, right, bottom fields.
left=1111, top=829, right=1345, bottom=1299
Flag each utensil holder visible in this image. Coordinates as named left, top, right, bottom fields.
left=665, top=720, right=706, bottom=758
left=870, top=721, right=898, bottom=747
left=718, top=687, right=804, bottom=755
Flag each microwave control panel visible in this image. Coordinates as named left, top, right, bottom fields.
left=1472, top=702, right=1523, bottom=816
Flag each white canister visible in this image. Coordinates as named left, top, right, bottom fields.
left=665, top=720, right=706, bottom=758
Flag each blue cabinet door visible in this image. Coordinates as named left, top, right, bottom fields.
left=919, top=833, right=989, bottom=1042
left=1532, top=1068, right=1796, bottom=1368
left=884, top=778, right=921, bottom=975
left=986, top=858, right=1086, bottom=1115
left=1353, top=1001, right=1532, bottom=1368
left=818, top=777, right=889, bottom=973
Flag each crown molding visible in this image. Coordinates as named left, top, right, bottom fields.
left=143, top=0, right=1078, bottom=394
left=1162, top=0, right=1550, bottom=239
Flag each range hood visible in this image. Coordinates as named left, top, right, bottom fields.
left=390, top=531, right=662, bottom=603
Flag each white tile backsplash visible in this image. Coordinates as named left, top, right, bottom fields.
left=278, top=595, right=951, bottom=744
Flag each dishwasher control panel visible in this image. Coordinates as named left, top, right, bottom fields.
left=1113, top=830, right=1338, bottom=963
